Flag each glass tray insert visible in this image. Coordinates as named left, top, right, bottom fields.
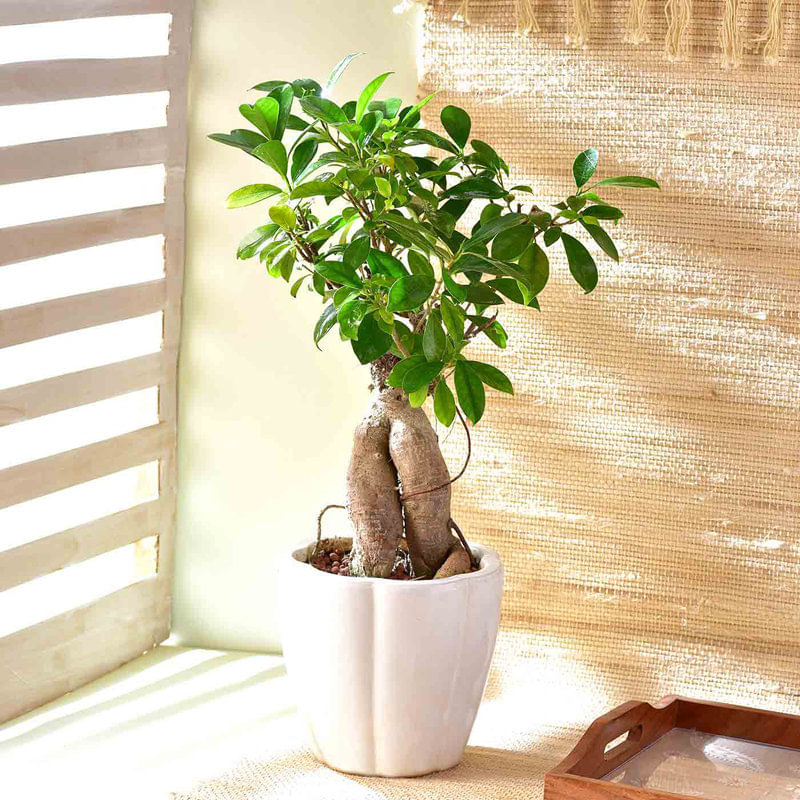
left=602, top=727, right=800, bottom=799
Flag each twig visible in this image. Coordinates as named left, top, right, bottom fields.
left=447, top=517, right=477, bottom=569
left=399, top=407, right=471, bottom=502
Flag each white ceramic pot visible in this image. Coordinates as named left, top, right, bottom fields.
left=276, top=541, right=503, bottom=777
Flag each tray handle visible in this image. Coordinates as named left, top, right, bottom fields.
left=554, top=697, right=679, bottom=779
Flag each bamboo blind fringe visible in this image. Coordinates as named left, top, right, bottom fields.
left=720, top=0, right=744, bottom=67
left=625, top=0, right=650, bottom=43
left=756, top=0, right=784, bottom=62
left=664, top=0, right=692, bottom=58
left=395, top=0, right=786, bottom=64
left=566, top=0, right=593, bottom=46
left=514, top=0, right=541, bottom=35
left=453, top=0, right=471, bottom=24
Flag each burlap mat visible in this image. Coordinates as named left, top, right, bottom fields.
left=179, top=1, right=800, bottom=796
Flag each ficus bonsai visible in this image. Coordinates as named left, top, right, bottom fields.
left=211, top=55, right=659, bottom=580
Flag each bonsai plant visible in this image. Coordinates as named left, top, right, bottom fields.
left=211, top=55, right=658, bottom=776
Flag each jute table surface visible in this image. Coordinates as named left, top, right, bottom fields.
left=179, top=1, right=800, bottom=797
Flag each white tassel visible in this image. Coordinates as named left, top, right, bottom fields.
left=665, top=0, right=691, bottom=59
left=453, top=0, right=471, bottom=24
left=566, top=0, right=592, bottom=47
left=625, top=0, right=650, bottom=44
left=720, top=0, right=744, bottom=68
left=514, top=0, right=541, bottom=35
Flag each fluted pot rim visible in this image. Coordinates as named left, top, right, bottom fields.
left=281, top=538, right=502, bottom=588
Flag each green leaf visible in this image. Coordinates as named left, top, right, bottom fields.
left=408, top=385, right=428, bottom=408
left=482, top=319, right=508, bottom=348
left=471, top=139, right=502, bottom=170
left=355, top=72, right=392, bottom=122
left=398, top=90, right=439, bottom=128
left=251, top=79, right=289, bottom=93
left=289, top=180, right=342, bottom=199
left=492, top=224, right=534, bottom=260
left=441, top=176, right=507, bottom=200
left=573, top=147, right=598, bottom=188
left=344, top=237, right=370, bottom=269
left=337, top=298, right=370, bottom=340
left=351, top=313, right=392, bottom=364
left=543, top=227, right=561, bottom=247
left=236, top=223, right=278, bottom=259
left=442, top=269, right=467, bottom=302
left=255, top=96, right=281, bottom=138
left=467, top=361, right=513, bottom=394
left=386, top=274, right=435, bottom=312
left=403, top=360, right=443, bottom=392
left=360, top=110, right=384, bottom=145
left=291, top=78, right=321, bottom=97
left=423, top=310, right=446, bottom=361
left=440, top=296, right=465, bottom=341
left=464, top=282, right=503, bottom=306
left=519, top=242, right=549, bottom=294
left=252, top=140, right=288, bottom=179
left=486, top=278, right=529, bottom=305
left=225, top=183, right=282, bottom=209
left=469, top=212, right=527, bottom=244
left=583, top=204, right=624, bottom=220
left=592, top=176, right=660, bottom=189
left=408, top=251, right=435, bottom=277
left=375, top=176, right=392, bottom=198
left=433, top=380, right=456, bottom=426
left=239, top=102, right=274, bottom=138
left=440, top=105, right=471, bottom=149
left=368, top=96, right=402, bottom=119
left=580, top=221, right=619, bottom=261
left=313, top=303, right=338, bottom=347
left=268, top=204, right=296, bottom=230
left=276, top=248, right=295, bottom=281
left=300, top=95, right=347, bottom=126
left=367, top=249, right=407, bottom=278
left=269, top=84, right=294, bottom=140
left=387, top=355, right=427, bottom=387
left=315, top=261, right=363, bottom=289
left=326, top=53, right=362, bottom=91
left=290, top=138, right=318, bottom=181
left=454, top=361, right=485, bottom=424
left=402, top=128, right=459, bottom=155
left=290, top=275, right=307, bottom=297
left=209, top=129, right=267, bottom=153
left=561, top=232, right=598, bottom=293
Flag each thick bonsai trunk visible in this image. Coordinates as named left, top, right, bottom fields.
left=346, top=360, right=471, bottom=579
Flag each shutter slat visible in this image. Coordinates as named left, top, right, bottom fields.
left=0, top=577, right=169, bottom=723
left=0, top=352, right=168, bottom=426
left=0, top=499, right=163, bottom=592
left=0, top=0, right=173, bottom=26
left=0, top=56, right=170, bottom=106
left=0, top=128, right=169, bottom=186
left=0, top=279, right=166, bottom=348
left=0, top=205, right=166, bottom=267
left=0, top=422, right=172, bottom=510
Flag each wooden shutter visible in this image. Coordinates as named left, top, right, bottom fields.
left=0, top=0, right=192, bottom=723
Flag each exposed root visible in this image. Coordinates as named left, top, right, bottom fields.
left=433, top=541, right=472, bottom=579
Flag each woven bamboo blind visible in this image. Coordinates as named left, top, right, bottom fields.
left=173, top=2, right=800, bottom=798
left=0, top=0, right=192, bottom=724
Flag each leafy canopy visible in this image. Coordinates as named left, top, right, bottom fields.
left=210, top=55, right=659, bottom=426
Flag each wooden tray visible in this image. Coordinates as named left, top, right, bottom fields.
left=544, top=696, right=800, bottom=799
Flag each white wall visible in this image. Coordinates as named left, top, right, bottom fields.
left=173, top=0, right=422, bottom=651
